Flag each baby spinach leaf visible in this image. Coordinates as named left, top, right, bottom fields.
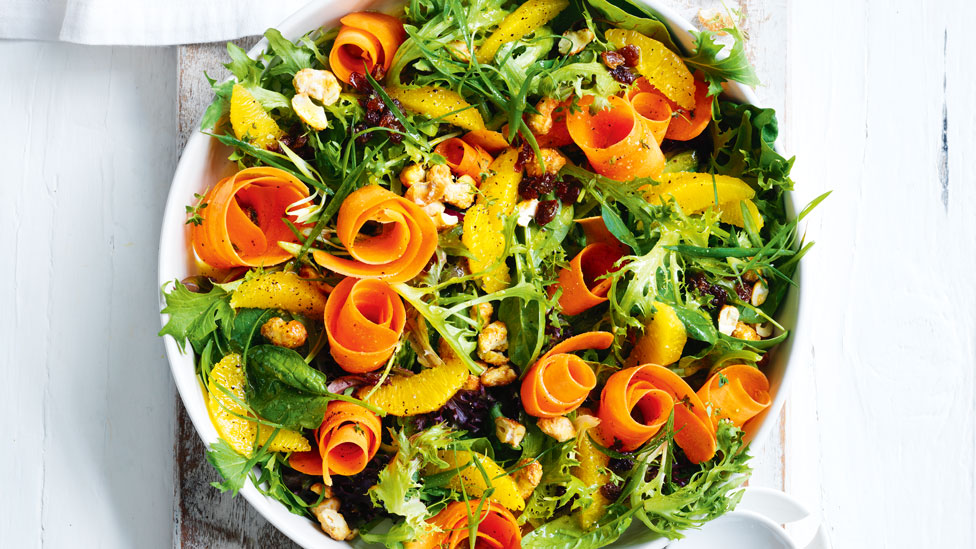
left=226, top=308, right=275, bottom=354
left=498, top=295, right=544, bottom=370
left=671, top=304, right=717, bottom=344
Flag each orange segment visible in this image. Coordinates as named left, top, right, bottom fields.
left=365, top=344, right=469, bottom=416
left=427, top=451, right=525, bottom=511
left=229, top=271, right=327, bottom=317
left=605, top=29, right=695, bottom=110
left=229, top=84, right=283, bottom=149
left=628, top=301, right=687, bottom=366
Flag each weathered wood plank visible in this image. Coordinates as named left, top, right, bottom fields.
left=175, top=39, right=301, bottom=549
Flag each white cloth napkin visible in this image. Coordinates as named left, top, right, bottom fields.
left=0, top=0, right=307, bottom=45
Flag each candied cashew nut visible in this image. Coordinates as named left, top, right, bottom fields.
left=732, top=322, right=760, bottom=341
left=513, top=458, right=543, bottom=500
left=309, top=484, right=355, bottom=541
left=293, top=68, right=341, bottom=106
left=558, top=29, right=595, bottom=56
left=524, top=148, right=567, bottom=178
left=527, top=97, right=560, bottom=135
left=494, top=417, right=526, bottom=448
left=537, top=416, right=576, bottom=442
left=261, top=317, right=308, bottom=349
left=399, top=163, right=427, bottom=187
left=480, top=365, right=517, bottom=387
left=444, top=174, right=477, bottom=209
left=478, top=321, right=509, bottom=365
left=292, top=93, right=328, bottom=131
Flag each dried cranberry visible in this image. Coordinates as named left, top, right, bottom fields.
left=535, top=200, right=559, bottom=226
left=554, top=177, right=581, bottom=204
left=609, top=66, right=637, bottom=85
left=371, top=63, right=386, bottom=81
left=601, top=50, right=626, bottom=69
left=619, top=44, right=641, bottom=67
left=518, top=178, right=540, bottom=200
left=686, top=271, right=727, bottom=310
left=608, top=457, right=634, bottom=474
left=735, top=282, right=752, bottom=302
left=535, top=173, right=556, bottom=195
left=600, top=482, right=623, bottom=502
left=348, top=72, right=372, bottom=94
left=352, top=122, right=370, bottom=144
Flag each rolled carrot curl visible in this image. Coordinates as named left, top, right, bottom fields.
left=598, top=364, right=716, bottom=462
left=554, top=242, right=626, bottom=316
left=632, top=74, right=713, bottom=142
left=316, top=400, right=382, bottom=485
left=328, top=12, right=406, bottom=84
left=521, top=331, right=613, bottom=418
left=630, top=92, right=673, bottom=145
left=324, top=277, right=406, bottom=373
left=407, top=500, right=521, bottom=549
left=311, top=185, right=437, bottom=283
left=191, top=167, right=310, bottom=269
left=697, top=364, right=771, bottom=428
left=434, top=137, right=493, bottom=182
left=565, top=95, right=665, bottom=181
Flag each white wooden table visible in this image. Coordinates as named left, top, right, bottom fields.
left=1, top=0, right=973, bottom=547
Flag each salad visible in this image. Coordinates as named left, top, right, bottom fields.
left=159, top=0, right=822, bottom=546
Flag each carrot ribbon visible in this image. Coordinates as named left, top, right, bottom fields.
left=521, top=332, right=613, bottom=418
left=554, top=242, right=625, bottom=315
left=324, top=277, right=406, bottom=373
left=191, top=167, right=310, bottom=269
left=630, top=92, right=672, bottom=145
left=633, top=73, right=713, bottom=142
left=566, top=95, right=665, bottom=181
left=408, top=500, right=521, bottom=549
left=697, top=364, right=771, bottom=428
left=434, top=137, right=493, bottom=182
left=328, top=12, right=406, bottom=84
left=311, top=185, right=437, bottom=283
left=315, top=400, right=382, bottom=485
left=598, top=364, right=716, bottom=462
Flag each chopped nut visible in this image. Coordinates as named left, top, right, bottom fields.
left=513, top=458, right=543, bottom=499
left=494, top=417, right=526, bottom=447
left=524, top=148, right=567, bottom=178
left=446, top=40, right=472, bottom=62
left=293, top=68, right=341, bottom=105
left=732, top=321, right=760, bottom=341
left=462, top=374, right=482, bottom=392
left=428, top=164, right=454, bottom=193
left=516, top=199, right=539, bottom=227
left=399, top=163, right=426, bottom=187
left=478, top=321, right=509, bottom=365
left=470, top=302, right=493, bottom=326
left=261, top=317, right=308, bottom=349
left=481, top=365, right=517, bottom=387
left=698, top=7, right=735, bottom=34
left=421, top=201, right=457, bottom=230
left=750, top=280, right=768, bottom=306
left=558, top=28, right=595, bottom=56
left=309, top=484, right=354, bottom=540
left=754, top=322, right=773, bottom=338
left=718, top=305, right=740, bottom=336
left=537, top=416, right=576, bottom=442
left=444, top=174, right=477, bottom=209
left=527, top=97, right=560, bottom=136
left=742, top=267, right=761, bottom=282
left=292, top=93, right=328, bottom=130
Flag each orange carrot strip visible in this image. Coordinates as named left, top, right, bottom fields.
left=665, top=72, right=712, bottom=141
left=575, top=216, right=625, bottom=248
left=288, top=449, right=323, bottom=475
left=316, top=401, right=382, bottom=485
left=192, top=167, right=310, bottom=269
left=462, top=130, right=509, bottom=153
left=697, top=364, right=771, bottom=428
left=434, top=138, right=493, bottom=182
left=554, top=242, right=625, bottom=315
left=631, top=92, right=672, bottom=145
left=408, top=500, right=521, bottom=549
left=598, top=364, right=716, bottom=462
left=311, top=185, right=437, bottom=283
left=566, top=95, right=665, bottom=181
left=521, top=331, right=612, bottom=418
left=328, top=12, right=406, bottom=84
left=324, top=277, right=406, bottom=373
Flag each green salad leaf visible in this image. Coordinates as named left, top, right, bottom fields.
left=159, top=281, right=233, bottom=353
left=683, top=28, right=760, bottom=96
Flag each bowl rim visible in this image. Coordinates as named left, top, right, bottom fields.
left=158, top=1, right=808, bottom=547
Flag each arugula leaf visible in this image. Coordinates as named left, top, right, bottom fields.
left=522, top=510, right=636, bottom=549
left=683, top=28, right=760, bottom=96
left=159, top=281, right=233, bottom=353
left=264, top=28, right=313, bottom=75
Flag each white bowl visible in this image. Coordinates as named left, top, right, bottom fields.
left=158, top=1, right=806, bottom=547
